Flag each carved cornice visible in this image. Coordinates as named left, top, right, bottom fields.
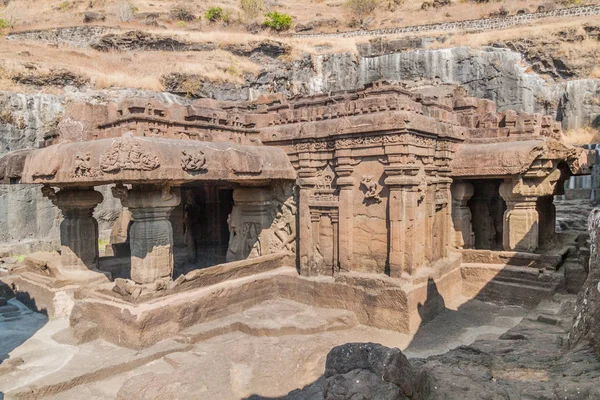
left=290, top=132, right=439, bottom=154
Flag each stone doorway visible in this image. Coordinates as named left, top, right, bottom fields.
left=172, top=185, right=234, bottom=275
left=467, top=179, right=506, bottom=250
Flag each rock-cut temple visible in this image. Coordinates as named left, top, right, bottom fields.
left=0, top=82, right=593, bottom=348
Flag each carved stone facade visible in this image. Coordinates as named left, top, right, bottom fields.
left=0, top=82, right=593, bottom=348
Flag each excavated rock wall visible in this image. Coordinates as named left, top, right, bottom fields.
left=570, top=208, right=600, bottom=357
left=293, top=48, right=600, bottom=126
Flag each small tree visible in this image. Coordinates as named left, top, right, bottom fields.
left=263, top=11, right=292, bottom=31
left=240, top=0, right=265, bottom=21
left=345, top=0, right=379, bottom=23
left=205, top=6, right=229, bottom=22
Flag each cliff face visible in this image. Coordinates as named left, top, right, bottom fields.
left=294, top=47, right=599, bottom=129
left=570, top=208, right=600, bottom=358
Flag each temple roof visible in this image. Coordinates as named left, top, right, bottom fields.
left=451, top=138, right=593, bottom=178
left=4, top=134, right=296, bottom=186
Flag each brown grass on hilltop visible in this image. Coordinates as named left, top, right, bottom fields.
left=562, top=127, right=600, bottom=146
left=3, top=0, right=598, bottom=34
left=0, top=38, right=262, bottom=92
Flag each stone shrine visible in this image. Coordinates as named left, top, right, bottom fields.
left=0, top=82, right=593, bottom=348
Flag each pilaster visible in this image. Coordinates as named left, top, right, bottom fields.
left=335, top=150, right=355, bottom=272
left=450, top=181, right=474, bottom=249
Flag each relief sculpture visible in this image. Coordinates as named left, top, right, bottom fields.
left=99, top=134, right=160, bottom=173
left=360, top=175, right=382, bottom=203
left=181, top=150, right=207, bottom=172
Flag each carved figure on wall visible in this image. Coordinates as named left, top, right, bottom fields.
left=416, top=167, right=428, bottom=203
left=360, top=175, right=382, bottom=203
left=41, top=184, right=56, bottom=200
left=181, top=150, right=207, bottom=172
left=111, top=183, right=130, bottom=201
left=315, top=164, right=336, bottom=190
left=72, top=152, right=97, bottom=178
left=269, top=197, right=297, bottom=253
left=244, top=222, right=262, bottom=258
left=100, top=134, right=160, bottom=173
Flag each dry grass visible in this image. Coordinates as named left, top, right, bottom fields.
left=562, top=126, right=600, bottom=146
left=3, top=0, right=598, bottom=34
left=425, top=16, right=600, bottom=48
left=0, top=0, right=599, bottom=92
left=0, top=39, right=262, bottom=91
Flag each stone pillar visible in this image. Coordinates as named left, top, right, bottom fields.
left=331, top=212, right=339, bottom=274
left=499, top=186, right=539, bottom=252
left=47, top=187, right=104, bottom=271
left=297, top=162, right=317, bottom=276
left=499, top=169, right=560, bottom=252
left=384, top=164, right=421, bottom=277
left=335, top=153, right=355, bottom=272
left=450, top=181, right=474, bottom=249
left=226, top=187, right=273, bottom=263
left=114, top=185, right=181, bottom=284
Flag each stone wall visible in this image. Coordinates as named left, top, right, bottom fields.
left=570, top=207, right=600, bottom=358
left=6, top=26, right=113, bottom=48
left=296, top=5, right=600, bottom=38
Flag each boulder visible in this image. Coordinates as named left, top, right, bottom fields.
left=324, top=343, right=420, bottom=399
left=83, top=11, right=106, bottom=23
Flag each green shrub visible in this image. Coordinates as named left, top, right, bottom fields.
left=0, top=19, right=10, bottom=29
left=205, top=6, right=229, bottom=22
left=263, top=11, right=292, bottom=31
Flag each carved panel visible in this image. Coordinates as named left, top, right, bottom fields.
left=100, top=135, right=160, bottom=173
left=315, top=164, right=336, bottom=190
left=360, top=175, right=382, bottom=203
left=72, top=152, right=101, bottom=178
left=181, top=150, right=207, bottom=172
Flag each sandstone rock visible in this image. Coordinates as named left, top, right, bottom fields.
left=13, top=69, right=89, bottom=88
left=83, top=11, right=106, bottom=23
left=0, top=281, right=14, bottom=299
left=324, top=369, right=406, bottom=400
left=324, top=343, right=419, bottom=399
left=570, top=207, right=600, bottom=357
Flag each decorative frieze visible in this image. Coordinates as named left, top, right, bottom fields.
left=290, top=133, right=437, bottom=154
